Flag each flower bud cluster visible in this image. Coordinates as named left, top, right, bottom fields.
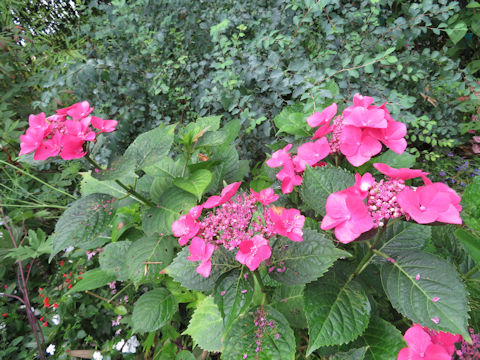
left=367, top=178, right=406, bottom=228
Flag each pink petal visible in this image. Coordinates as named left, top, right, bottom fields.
left=306, top=103, right=337, bottom=127
left=404, top=324, right=432, bottom=354
left=196, top=259, right=212, bottom=278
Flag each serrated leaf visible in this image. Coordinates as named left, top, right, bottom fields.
left=273, top=104, right=310, bottom=137
left=271, top=284, right=307, bottom=328
left=196, top=130, right=228, bottom=147
left=50, top=194, right=116, bottom=260
left=143, top=157, right=185, bottom=177
left=380, top=250, right=469, bottom=339
left=132, top=288, right=177, bottom=333
left=124, top=124, right=175, bottom=170
left=446, top=21, right=468, bottom=44
left=299, top=165, right=355, bottom=216
left=126, top=236, right=174, bottom=284
left=174, top=169, right=212, bottom=201
left=196, top=115, right=222, bottom=132
left=213, top=268, right=254, bottom=334
left=357, top=317, right=405, bottom=360
left=99, top=241, right=132, bottom=281
left=80, top=171, right=130, bottom=198
left=332, top=347, right=367, bottom=360
left=142, top=186, right=196, bottom=236
left=305, top=266, right=371, bottom=355
left=184, top=296, right=224, bottom=352
left=67, top=269, right=116, bottom=294
left=377, top=221, right=430, bottom=258
left=222, top=306, right=296, bottom=360
left=269, top=228, right=350, bottom=285
left=166, top=247, right=238, bottom=291
left=91, top=155, right=136, bottom=181
left=209, top=145, right=244, bottom=193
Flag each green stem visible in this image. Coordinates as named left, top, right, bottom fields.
left=253, top=270, right=267, bottom=305
left=0, top=160, right=76, bottom=199
left=464, top=265, right=479, bottom=279
left=84, top=154, right=155, bottom=207
left=108, top=282, right=132, bottom=303
left=386, top=217, right=401, bottom=228
left=0, top=203, right=67, bottom=209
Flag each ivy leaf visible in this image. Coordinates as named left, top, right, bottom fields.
left=273, top=104, right=310, bottom=137
left=213, top=268, right=255, bottom=335
left=184, top=296, right=224, bottom=352
left=132, top=288, right=178, bottom=333
left=269, top=228, right=351, bottom=285
left=126, top=236, right=174, bottom=284
left=67, top=269, right=116, bottom=294
left=124, top=124, right=175, bottom=170
left=166, top=247, right=238, bottom=292
left=380, top=250, right=469, bottom=339
left=222, top=306, right=296, bottom=360
left=304, top=266, right=371, bottom=355
left=299, top=165, right=355, bottom=216
left=377, top=221, right=430, bottom=259
left=99, top=241, right=132, bottom=281
left=174, top=169, right=212, bottom=201
left=49, top=194, right=116, bottom=260
left=271, top=284, right=307, bottom=328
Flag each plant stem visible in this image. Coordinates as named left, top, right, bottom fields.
left=464, top=265, right=479, bottom=279
left=108, top=282, right=132, bottom=303
left=84, top=154, right=155, bottom=207
left=253, top=270, right=267, bottom=305
left=0, top=160, right=76, bottom=199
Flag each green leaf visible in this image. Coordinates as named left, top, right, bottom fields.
left=67, top=269, right=116, bottom=294
left=80, top=171, right=129, bottom=198
left=299, top=165, right=355, bottom=216
left=196, top=130, right=228, bottom=147
left=304, top=266, right=371, bottom=354
left=213, top=268, right=255, bottom=334
left=124, top=124, right=175, bottom=170
left=126, top=236, right=174, bottom=284
left=358, top=317, right=405, bottom=360
left=132, top=288, right=178, bottom=333
left=209, top=145, right=246, bottom=193
left=372, top=150, right=416, bottom=170
left=196, top=115, right=222, bottom=132
left=142, top=186, right=196, bottom=236
left=377, top=221, right=430, bottom=258
left=271, top=284, right=307, bottom=328
left=143, top=157, right=185, bottom=177
left=471, top=14, right=480, bottom=36
left=184, top=296, right=224, bottom=352
left=222, top=306, right=296, bottom=360
left=467, top=60, right=480, bottom=75
left=99, top=241, right=132, bottom=281
left=455, top=229, right=480, bottom=266
left=381, top=250, right=469, bottom=339
left=269, top=228, right=351, bottom=285
left=166, top=247, right=238, bottom=291
left=49, top=194, right=116, bottom=260
left=174, top=169, right=212, bottom=201
left=91, top=155, right=136, bottom=181
left=467, top=1, right=480, bottom=8
left=332, top=347, right=367, bottom=360
left=446, top=21, right=468, bottom=44
left=273, top=104, right=310, bottom=137
left=461, top=179, right=480, bottom=232
left=175, top=350, right=196, bottom=360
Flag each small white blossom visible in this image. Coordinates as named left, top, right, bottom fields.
left=46, top=344, right=56, bottom=355
left=122, top=335, right=140, bottom=354
left=51, top=314, right=60, bottom=326
left=115, top=339, right=125, bottom=351
left=92, top=351, right=103, bottom=360
left=64, top=246, right=75, bottom=254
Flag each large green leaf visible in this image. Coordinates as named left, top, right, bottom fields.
left=67, top=269, right=116, bottom=294
left=91, top=154, right=136, bottom=181
left=166, top=247, right=238, bottom=292
left=371, top=150, right=416, bottom=170
left=269, top=228, right=350, bottom=285
left=124, top=124, right=175, bottom=170
left=209, top=145, right=246, bottom=193
left=126, top=236, right=174, bottom=284
left=271, top=284, right=307, bottom=328
left=213, top=268, right=255, bottom=335
left=380, top=250, right=469, bottom=339
left=143, top=157, right=185, bottom=177
left=99, top=241, right=132, bottom=281
left=49, top=194, right=116, bottom=259
left=174, top=169, right=212, bottom=201
left=222, top=306, right=296, bottom=360
left=184, top=296, right=224, bottom=352
left=304, top=266, right=371, bottom=355
left=132, top=288, right=178, bottom=333
left=299, top=165, right=355, bottom=216
left=196, top=130, right=228, bottom=147
left=273, top=104, right=310, bottom=137
left=142, top=186, right=196, bottom=236
left=377, top=221, right=430, bottom=258
left=80, top=171, right=130, bottom=198
left=446, top=21, right=468, bottom=44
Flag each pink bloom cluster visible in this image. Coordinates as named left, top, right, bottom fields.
left=456, top=327, right=480, bottom=359
left=266, top=94, right=407, bottom=194
left=172, top=183, right=305, bottom=277
left=321, top=163, right=462, bottom=244
left=19, top=101, right=117, bottom=160
left=398, top=324, right=461, bottom=360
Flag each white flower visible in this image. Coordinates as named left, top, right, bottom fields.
left=46, top=344, right=56, bottom=355
left=51, top=314, right=60, bottom=326
left=64, top=246, right=75, bottom=254
left=115, top=339, right=125, bottom=351
left=0, top=322, right=6, bottom=330
left=122, top=335, right=140, bottom=354
left=92, top=351, right=103, bottom=360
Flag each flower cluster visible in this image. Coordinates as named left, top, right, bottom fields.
left=19, top=101, right=117, bottom=160
left=266, top=94, right=407, bottom=194
left=398, top=324, right=461, bottom=360
left=172, top=183, right=305, bottom=277
left=456, top=327, right=480, bottom=359
left=321, top=163, right=462, bottom=243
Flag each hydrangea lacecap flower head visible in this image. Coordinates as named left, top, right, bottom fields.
left=250, top=188, right=279, bottom=206
left=269, top=207, right=305, bottom=242
left=19, top=101, right=117, bottom=161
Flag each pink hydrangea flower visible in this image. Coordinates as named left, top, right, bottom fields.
left=203, top=182, right=242, bottom=208
left=321, top=190, right=374, bottom=243
left=269, top=207, right=305, bottom=242
left=250, top=188, right=279, bottom=206
left=339, top=125, right=383, bottom=166
left=369, top=104, right=407, bottom=154
left=352, top=172, right=376, bottom=198
left=397, top=324, right=452, bottom=360
left=33, top=132, right=63, bottom=160
left=293, top=137, right=330, bottom=172
left=58, top=100, right=94, bottom=121
left=28, top=112, right=49, bottom=131
left=307, top=103, right=337, bottom=128
left=373, top=163, right=429, bottom=181
left=172, top=214, right=200, bottom=246
left=19, top=127, right=46, bottom=156
left=188, top=237, right=215, bottom=278
left=235, top=235, right=272, bottom=271
left=91, top=116, right=118, bottom=133
left=265, top=144, right=293, bottom=168
left=276, top=158, right=303, bottom=194
left=59, top=134, right=87, bottom=160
